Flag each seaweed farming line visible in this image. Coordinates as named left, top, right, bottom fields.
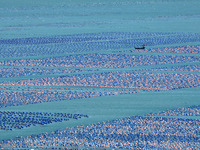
left=1, top=72, right=199, bottom=90
left=1, top=63, right=200, bottom=82
left=0, top=86, right=139, bottom=94
left=0, top=111, right=89, bottom=131
left=1, top=32, right=199, bottom=45
left=1, top=45, right=199, bottom=62
left=0, top=31, right=199, bottom=149
left=0, top=84, right=162, bottom=91
left=0, top=65, right=200, bottom=83
left=1, top=108, right=199, bottom=149
left=1, top=32, right=200, bottom=58
left=0, top=61, right=199, bottom=71
left=1, top=54, right=199, bottom=69
left=113, top=51, right=199, bottom=56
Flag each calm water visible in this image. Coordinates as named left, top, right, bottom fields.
left=0, top=0, right=200, bottom=142
left=1, top=0, right=200, bottom=39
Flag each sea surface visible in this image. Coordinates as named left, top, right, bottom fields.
left=0, top=0, right=199, bottom=147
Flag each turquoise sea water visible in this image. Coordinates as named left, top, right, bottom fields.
left=1, top=0, right=200, bottom=39
left=0, top=0, right=200, bottom=146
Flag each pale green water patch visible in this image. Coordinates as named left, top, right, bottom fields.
left=1, top=0, right=200, bottom=39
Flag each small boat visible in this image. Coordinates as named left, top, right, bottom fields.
left=134, top=44, right=145, bottom=49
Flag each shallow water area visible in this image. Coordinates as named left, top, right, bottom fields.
left=1, top=0, right=200, bottom=39
left=0, top=0, right=200, bottom=149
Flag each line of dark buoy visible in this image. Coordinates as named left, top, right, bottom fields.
left=0, top=111, right=89, bottom=131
